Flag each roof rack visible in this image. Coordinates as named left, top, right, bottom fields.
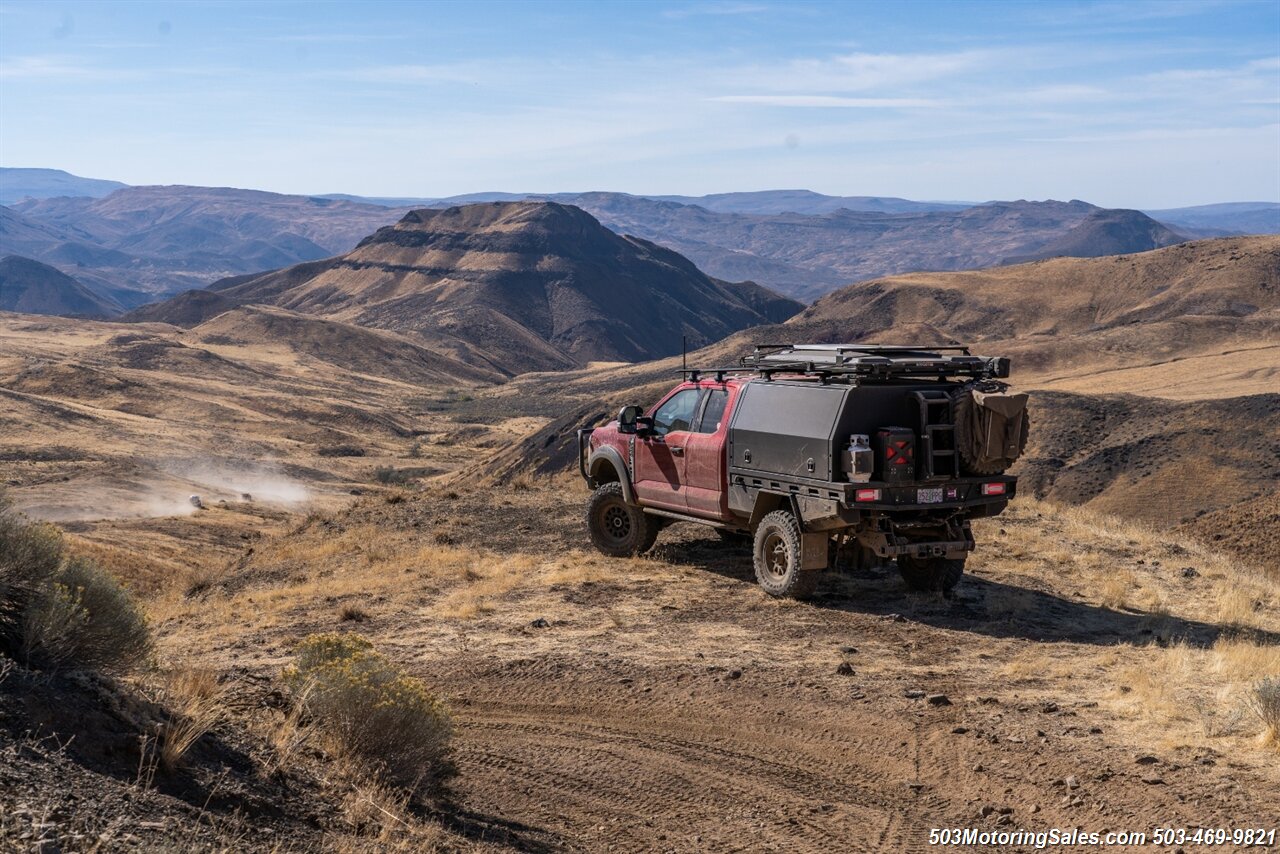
left=739, top=343, right=1009, bottom=380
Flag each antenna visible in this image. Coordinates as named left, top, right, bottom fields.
left=682, top=335, right=687, bottom=373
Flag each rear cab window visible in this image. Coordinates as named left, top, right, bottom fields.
left=695, top=388, right=729, bottom=433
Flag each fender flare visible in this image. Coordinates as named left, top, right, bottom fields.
left=748, top=490, right=802, bottom=530
left=587, top=446, right=636, bottom=504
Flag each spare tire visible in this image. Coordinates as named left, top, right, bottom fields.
left=953, top=387, right=1030, bottom=475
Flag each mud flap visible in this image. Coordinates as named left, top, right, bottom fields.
left=800, top=532, right=829, bottom=570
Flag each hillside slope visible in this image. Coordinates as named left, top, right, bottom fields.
left=144, top=202, right=803, bottom=371
left=0, top=255, right=122, bottom=318
left=774, top=235, right=1278, bottom=357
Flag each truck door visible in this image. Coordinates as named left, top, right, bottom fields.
left=632, top=386, right=699, bottom=512
left=682, top=384, right=732, bottom=518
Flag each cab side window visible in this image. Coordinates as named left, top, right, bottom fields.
left=651, top=389, right=700, bottom=436
left=695, top=388, right=729, bottom=433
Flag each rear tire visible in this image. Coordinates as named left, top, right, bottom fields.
left=752, top=510, right=820, bottom=599
left=897, top=555, right=965, bottom=592
left=586, top=483, right=659, bottom=556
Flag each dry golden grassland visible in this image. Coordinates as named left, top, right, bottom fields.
left=144, top=479, right=1279, bottom=773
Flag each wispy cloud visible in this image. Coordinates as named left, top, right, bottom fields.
left=319, top=63, right=487, bottom=85
left=713, top=50, right=998, bottom=94
left=0, top=55, right=141, bottom=80
left=662, top=2, right=772, bottom=19
left=1023, top=0, right=1235, bottom=27
left=259, top=32, right=408, bottom=44
left=710, top=94, right=940, bottom=108
left=1023, top=123, right=1280, bottom=144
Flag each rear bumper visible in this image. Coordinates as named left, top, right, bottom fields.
left=849, top=475, right=1017, bottom=511
left=728, top=468, right=1016, bottom=513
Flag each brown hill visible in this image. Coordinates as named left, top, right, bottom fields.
left=121, top=288, right=239, bottom=327
left=1005, top=209, right=1187, bottom=263
left=1177, top=489, right=1280, bottom=569
left=142, top=202, right=802, bottom=372
left=1016, top=390, right=1280, bottom=527
left=0, top=255, right=122, bottom=318
left=191, top=305, right=502, bottom=386
left=764, top=235, right=1278, bottom=367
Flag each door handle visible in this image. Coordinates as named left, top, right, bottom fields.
left=670, top=446, right=684, bottom=456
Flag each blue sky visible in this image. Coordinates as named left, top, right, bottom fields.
left=1, top=0, right=1277, bottom=207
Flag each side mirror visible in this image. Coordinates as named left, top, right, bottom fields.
left=617, top=404, right=643, bottom=435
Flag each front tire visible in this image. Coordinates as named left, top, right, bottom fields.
left=586, top=483, right=659, bottom=556
left=753, top=510, right=820, bottom=599
left=897, top=555, right=965, bottom=592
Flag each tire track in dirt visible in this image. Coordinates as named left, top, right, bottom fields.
left=418, top=644, right=1278, bottom=853
left=435, top=666, right=958, bottom=852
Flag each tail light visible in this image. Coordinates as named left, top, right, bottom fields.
left=855, top=488, right=882, bottom=502
left=981, top=482, right=1007, bottom=496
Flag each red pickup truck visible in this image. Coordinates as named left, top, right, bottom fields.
left=577, top=344, right=1028, bottom=599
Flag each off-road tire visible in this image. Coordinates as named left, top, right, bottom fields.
left=586, top=483, right=659, bottom=556
left=953, top=390, right=1030, bottom=476
left=752, top=510, right=820, bottom=599
left=897, top=555, right=965, bottom=592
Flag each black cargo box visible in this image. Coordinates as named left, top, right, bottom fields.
left=726, top=379, right=958, bottom=482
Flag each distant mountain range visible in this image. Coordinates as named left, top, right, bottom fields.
left=2, top=185, right=409, bottom=307
left=127, top=202, right=803, bottom=373
left=1, top=167, right=1276, bottom=310
left=0, top=167, right=127, bottom=206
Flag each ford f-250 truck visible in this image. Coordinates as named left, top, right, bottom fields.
left=577, top=344, right=1029, bottom=599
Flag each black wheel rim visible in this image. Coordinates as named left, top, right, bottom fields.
left=762, top=532, right=789, bottom=579
left=601, top=505, right=631, bottom=541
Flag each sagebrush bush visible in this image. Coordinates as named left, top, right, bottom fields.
left=284, top=633, right=453, bottom=793
left=23, top=556, right=153, bottom=673
left=0, top=490, right=152, bottom=674
left=0, top=494, right=63, bottom=655
left=372, top=466, right=413, bottom=485
left=1249, top=677, right=1280, bottom=745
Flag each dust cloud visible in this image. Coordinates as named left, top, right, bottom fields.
left=157, top=458, right=311, bottom=507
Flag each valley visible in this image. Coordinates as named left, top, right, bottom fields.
left=1, top=199, right=1277, bottom=852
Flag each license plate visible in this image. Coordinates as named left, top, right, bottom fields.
left=917, top=487, right=944, bottom=504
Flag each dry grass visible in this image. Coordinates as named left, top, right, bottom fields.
left=1100, top=568, right=1135, bottom=610
left=157, top=665, right=227, bottom=771
left=339, top=603, right=370, bottom=623
left=974, top=498, right=1280, bottom=752
left=332, top=775, right=453, bottom=852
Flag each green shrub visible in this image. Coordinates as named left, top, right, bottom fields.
left=284, top=633, right=453, bottom=793
left=0, top=490, right=152, bottom=674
